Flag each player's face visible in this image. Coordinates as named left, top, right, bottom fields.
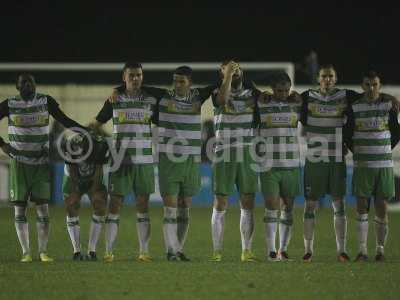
left=272, top=82, right=291, bottom=101
left=220, top=63, right=243, bottom=85
left=123, top=68, right=143, bottom=90
left=16, top=74, right=36, bottom=99
left=318, top=68, right=337, bottom=90
left=362, top=76, right=381, bottom=100
left=173, top=74, right=191, bottom=96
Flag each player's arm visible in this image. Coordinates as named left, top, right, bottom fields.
left=0, top=99, right=9, bottom=148
left=343, top=102, right=355, bottom=153
left=47, top=96, right=87, bottom=131
left=214, top=61, right=239, bottom=106
left=388, top=95, right=400, bottom=148
left=107, top=84, right=125, bottom=103
left=345, top=89, right=362, bottom=105
left=140, top=86, right=167, bottom=126
left=0, top=99, right=16, bottom=157
left=89, top=99, right=113, bottom=133
left=252, top=85, right=262, bottom=129
left=299, top=91, right=308, bottom=126
left=197, top=85, right=217, bottom=104
left=141, top=86, right=168, bottom=100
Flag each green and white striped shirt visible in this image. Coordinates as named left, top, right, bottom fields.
left=212, top=83, right=259, bottom=152
left=303, top=89, right=354, bottom=163
left=8, top=94, right=50, bottom=165
left=111, top=91, right=156, bottom=164
left=352, top=97, right=394, bottom=168
left=258, top=99, right=301, bottom=169
left=157, top=89, right=210, bottom=157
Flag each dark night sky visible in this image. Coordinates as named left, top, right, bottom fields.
left=1, top=1, right=399, bottom=84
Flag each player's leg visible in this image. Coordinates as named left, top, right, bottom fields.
left=136, top=194, right=151, bottom=261
left=332, top=197, right=349, bottom=261
left=303, top=199, right=317, bottom=262
left=105, top=165, right=132, bottom=262
left=278, top=168, right=299, bottom=260
left=33, top=198, right=53, bottom=262
left=355, top=197, right=369, bottom=262
left=353, top=167, right=375, bottom=262
left=279, top=197, right=294, bottom=260
left=87, top=188, right=107, bottom=261
left=373, top=167, right=395, bottom=261
left=330, top=162, right=349, bottom=261
left=159, top=154, right=181, bottom=261
left=177, top=195, right=192, bottom=261
left=303, top=161, right=327, bottom=262
left=134, top=164, right=155, bottom=262
left=9, top=160, right=31, bottom=262
left=374, top=199, right=388, bottom=262
left=104, top=194, right=122, bottom=261
left=162, top=195, right=180, bottom=260
left=211, top=195, right=228, bottom=261
left=260, top=170, right=280, bottom=261
left=211, top=153, right=236, bottom=261
left=237, top=146, right=258, bottom=262
left=176, top=156, right=201, bottom=261
left=31, top=164, right=53, bottom=262
left=62, top=170, right=82, bottom=260
left=64, top=190, right=83, bottom=260
left=239, top=193, right=256, bottom=262
left=14, top=203, right=31, bottom=262
left=264, top=195, right=279, bottom=261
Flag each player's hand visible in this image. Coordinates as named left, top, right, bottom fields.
left=0, top=143, right=17, bottom=158
left=108, top=89, right=120, bottom=103
left=258, top=91, right=273, bottom=103
left=288, top=91, right=302, bottom=103
left=222, top=61, right=240, bottom=78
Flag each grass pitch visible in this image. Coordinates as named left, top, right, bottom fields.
left=0, top=205, right=399, bottom=300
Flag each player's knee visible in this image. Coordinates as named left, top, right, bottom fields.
left=109, top=195, right=123, bottom=214
left=14, top=205, right=27, bottom=222
left=332, top=199, right=345, bottom=217
left=92, top=200, right=106, bottom=216
left=64, top=193, right=81, bottom=210
left=265, top=197, right=280, bottom=210
left=280, top=210, right=293, bottom=226
left=305, top=200, right=317, bottom=213
left=214, top=195, right=228, bottom=210
left=178, top=197, right=192, bottom=208
left=240, top=193, right=255, bottom=209
left=136, top=195, right=149, bottom=213
left=34, top=198, right=49, bottom=205
left=91, top=190, right=107, bottom=215
left=356, top=198, right=369, bottom=214
left=163, top=195, right=177, bottom=208
left=374, top=199, right=388, bottom=219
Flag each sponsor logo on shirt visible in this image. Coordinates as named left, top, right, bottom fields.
left=309, top=103, right=344, bottom=117
left=355, top=118, right=387, bottom=130
left=224, top=100, right=254, bottom=113
left=12, top=114, right=48, bottom=126
left=168, top=100, right=201, bottom=113
left=264, top=114, right=298, bottom=127
left=118, top=110, right=150, bottom=124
